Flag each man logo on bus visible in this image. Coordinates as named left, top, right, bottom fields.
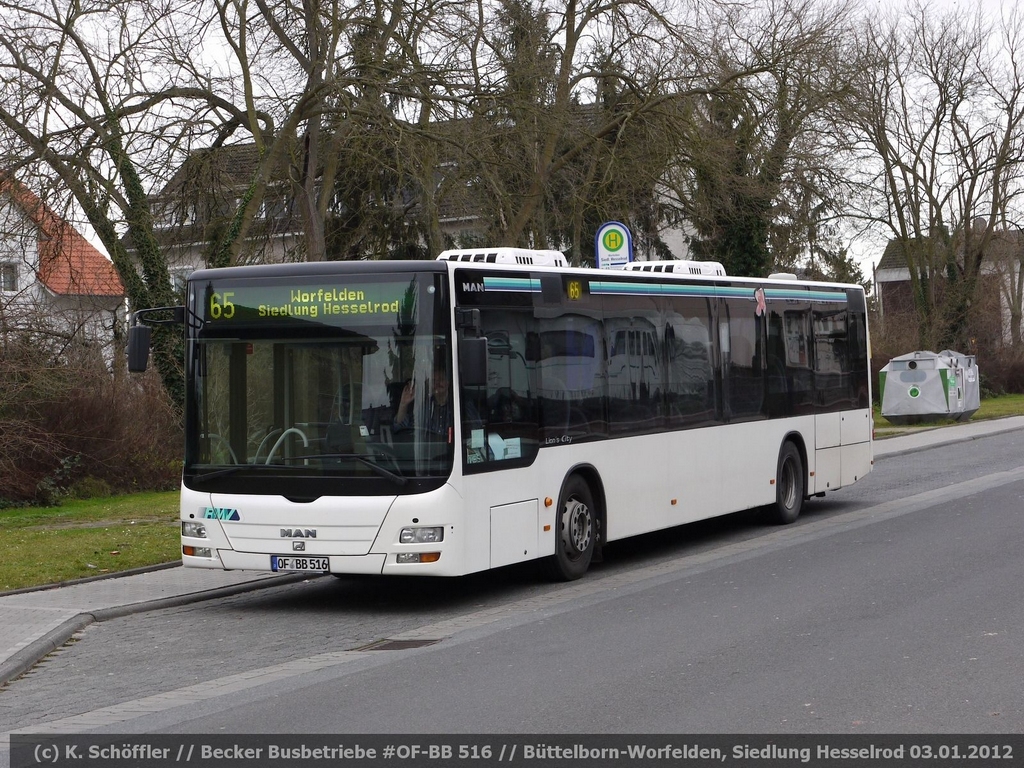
left=281, top=528, right=317, bottom=538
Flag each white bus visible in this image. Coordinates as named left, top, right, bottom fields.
left=128, top=248, right=872, bottom=581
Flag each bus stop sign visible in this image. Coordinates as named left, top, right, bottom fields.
left=595, top=221, right=633, bottom=269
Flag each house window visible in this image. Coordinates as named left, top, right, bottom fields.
left=1, top=262, right=17, bottom=292
left=170, top=268, right=192, bottom=296
left=258, top=195, right=288, bottom=221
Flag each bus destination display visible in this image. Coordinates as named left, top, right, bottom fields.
left=199, top=280, right=413, bottom=326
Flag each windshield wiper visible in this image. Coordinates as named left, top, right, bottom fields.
left=278, top=453, right=409, bottom=487
left=323, top=454, right=408, bottom=487
left=191, top=464, right=264, bottom=482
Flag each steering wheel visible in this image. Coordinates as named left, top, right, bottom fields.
left=264, top=427, right=309, bottom=464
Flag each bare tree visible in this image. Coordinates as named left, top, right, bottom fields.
left=0, top=0, right=249, bottom=404
left=192, top=0, right=478, bottom=262
left=845, top=1, right=1024, bottom=351
left=658, top=0, right=859, bottom=277
left=443, top=0, right=726, bottom=255
left=981, top=8, right=1024, bottom=350
left=0, top=0, right=461, bottom=408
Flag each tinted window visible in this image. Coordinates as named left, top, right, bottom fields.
left=462, top=309, right=540, bottom=472
left=766, top=304, right=814, bottom=417
left=532, top=314, right=607, bottom=441
left=664, top=296, right=716, bottom=426
left=721, top=297, right=764, bottom=420
left=599, top=290, right=662, bottom=434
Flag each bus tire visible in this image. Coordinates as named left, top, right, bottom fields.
left=769, top=441, right=804, bottom=525
left=546, top=475, right=596, bottom=581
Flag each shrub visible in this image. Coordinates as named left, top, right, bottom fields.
left=0, top=336, right=182, bottom=505
left=68, top=476, right=114, bottom=500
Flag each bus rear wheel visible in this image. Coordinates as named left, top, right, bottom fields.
left=769, top=441, right=804, bottom=525
left=547, top=475, right=596, bottom=581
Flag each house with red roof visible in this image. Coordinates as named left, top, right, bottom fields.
left=0, top=173, right=126, bottom=363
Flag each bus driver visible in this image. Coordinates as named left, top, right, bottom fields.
left=393, top=365, right=454, bottom=437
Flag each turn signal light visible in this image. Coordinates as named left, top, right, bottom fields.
left=396, top=552, right=441, bottom=564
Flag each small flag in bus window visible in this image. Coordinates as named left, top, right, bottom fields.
left=754, top=287, right=766, bottom=317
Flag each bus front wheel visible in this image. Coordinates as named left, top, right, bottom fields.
left=769, top=441, right=805, bottom=525
left=547, top=475, right=596, bottom=581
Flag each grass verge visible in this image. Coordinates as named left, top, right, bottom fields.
left=0, top=491, right=179, bottom=592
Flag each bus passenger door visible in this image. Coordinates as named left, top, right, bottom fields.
left=718, top=297, right=765, bottom=422
left=458, top=307, right=542, bottom=571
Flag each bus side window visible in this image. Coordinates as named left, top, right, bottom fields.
left=721, top=300, right=764, bottom=420
left=813, top=305, right=848, bottom=409
left=766, top=310, right=790, bottom=417
left=533, top=314, right=605, bottom=440
left=663, top=295, right=715, bottom=427
left=787, top=308, right=814, bottom=413
left=605, top=300, right=661, bottom=435
left=847, top=301, right=870, bottom=408
left=463, top=310, right=540, bottom=470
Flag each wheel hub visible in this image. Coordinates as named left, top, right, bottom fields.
left=781, top=458, right=797, bottom=507
left=561, top=498, right=592, bottom=555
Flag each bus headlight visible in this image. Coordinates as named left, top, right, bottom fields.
left=182, top=521, right=208, bottom=538
left=399, top=526, right=444, bottom=544
left=183, top=546, right=212, bottom=558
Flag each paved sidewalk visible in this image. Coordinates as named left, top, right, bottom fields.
left=872, top=414, right=1024, bottom=457
left=0, top=568, right=307, bottom=686
left=3, top=415, right=1024, bottom=687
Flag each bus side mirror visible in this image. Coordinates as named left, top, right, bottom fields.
left=127, top=324, right=152, bottom=373
left=126, top=305, right=185, bottom=373
left=460, top=336, right=488, bottom=387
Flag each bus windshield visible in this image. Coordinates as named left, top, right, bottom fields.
left=183, top=270, right=452, bottom=495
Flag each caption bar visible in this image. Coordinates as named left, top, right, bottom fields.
left=10, top=734, right=1022, bottom=768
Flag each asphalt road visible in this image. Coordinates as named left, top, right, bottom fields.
left=3, top=429, right=1024, bottom=737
